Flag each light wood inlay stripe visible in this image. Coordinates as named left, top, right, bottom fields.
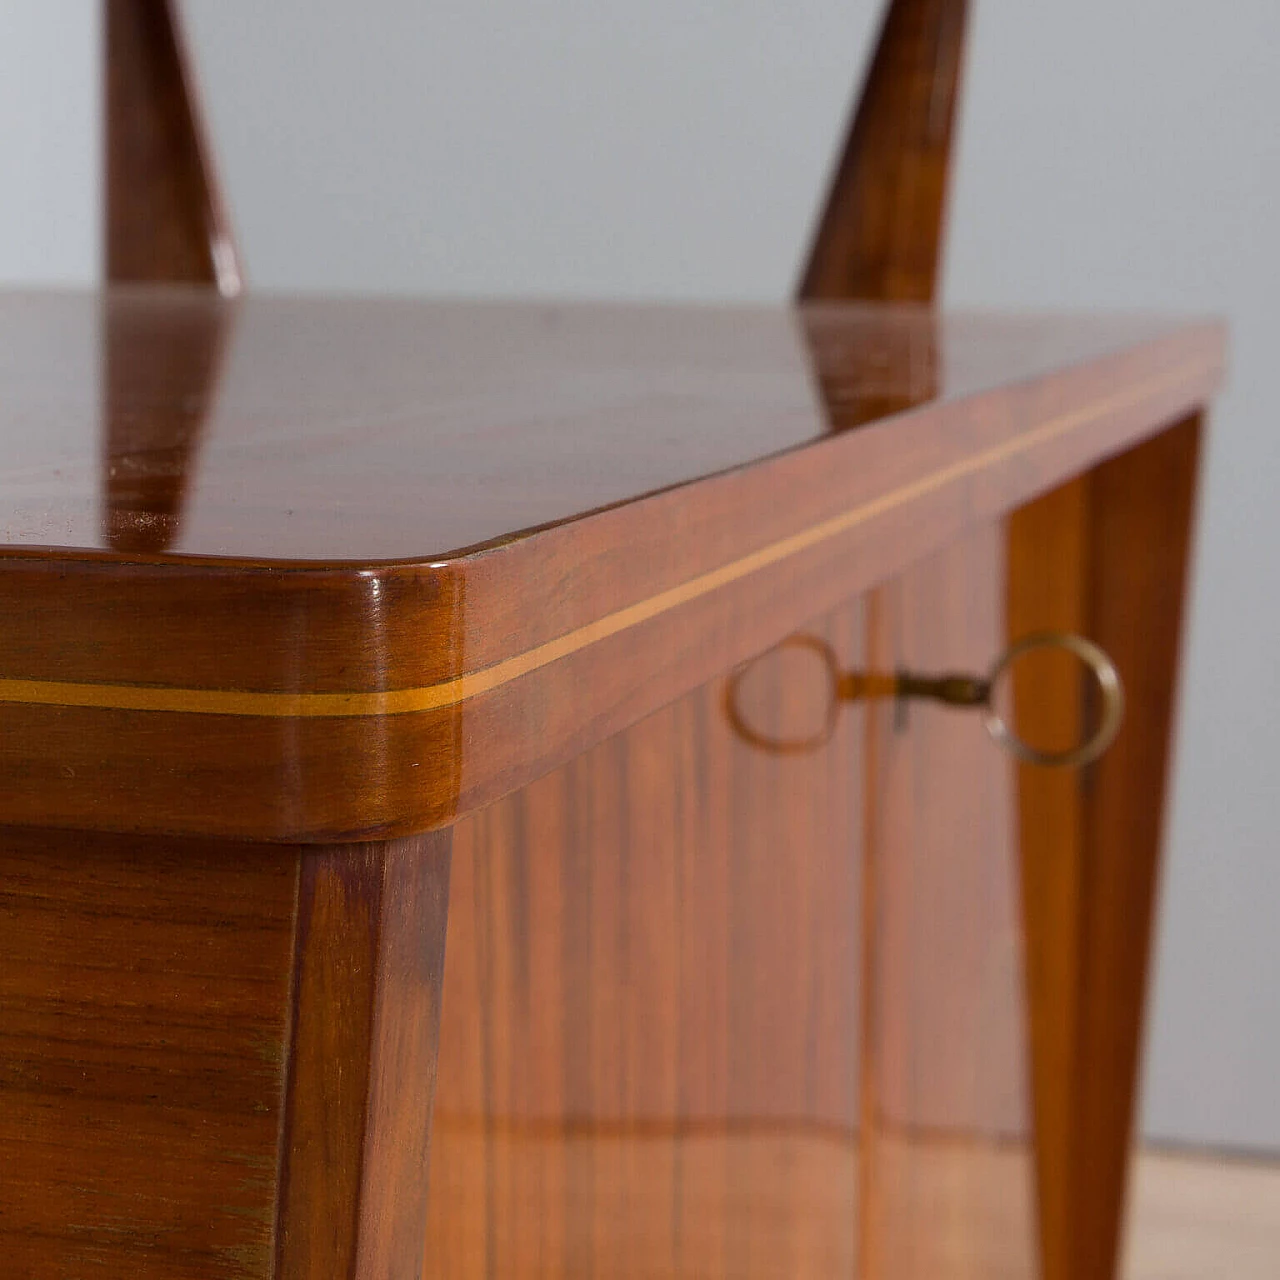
left=0, top=366, right=1213, bottom=719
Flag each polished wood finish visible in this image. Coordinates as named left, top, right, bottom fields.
left=277, top=834, right=453, bottom=1280
left=796, top=0, right=964, bottom=438
left=1007, top=477, right=1090, bottom=1280
left=0, top=439, right=1208, bottom=1277
left=424, top=601, right=865, bottom=1276
left=0, top=828, right=297, bottom=1276
left=0, top=294, right=1224, bottom=841
left=0, top=297, right=1218, bottom=563
left=0, top=1, right=1223, bottom=1273
left=1074, top=417, right=1203, bottom=1280
left=105, top=1, right=238, bottom=557
left=800, top=0, right=968, bottom=303
left=0, top=826, right=453, bottom=1279
left=105, top=0, right=240, bottom=292
left=417, top=523, right=1053, bottom=1278
left=798, top=13, right=1034, bottom=1267
left=1011, top=417, right=1205, bottom=1280
left=863, top=526, right=1037, bottom=1278
left=795, top=2, right=1216, bottom=1271
left=103, top=292, right=235, bottom=554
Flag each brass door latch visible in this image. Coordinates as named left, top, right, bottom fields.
left=727, top=631, right=1124, bottom=769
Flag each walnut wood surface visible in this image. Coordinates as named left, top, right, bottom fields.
left=0, top=293, right=1223, bottom=842
left=1011, top=417, right=1205, bottom=1280
left=800, top=0, right=968, bottom=302
left=277, top=834, right=453, bottom=1280
left=0, top=827, right=297, bottom=1277
left=1007, top=476, right=1089, bottom=1280
left=0, top=4, right=1218, bottom=1277
left=793, top=4, right=1215, bottom=1271
left=863, top=526, right=1037, bottom=1278
left=425, top=600, right=865, bottom=1275
left=0, top=459, right=1201, bottom=1277
left=103, top=292, right=235, bottom=555
left=797, top=15, right=1034, bottom=1269
left=105, top=0, right=240, bottom=292
left=0, top=294, right=1217, bottom=563
left=0, top=826, right=453, bottom=1280
left=422, top=528, right=1048, bottom=1278
left=104, top=1, right=239, bottom=562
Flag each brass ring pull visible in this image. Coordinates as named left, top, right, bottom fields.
left=725, top=634, right=844, bottom=755
left=981, top=631, right=1124, bottom=768
left=726, top=630, right=1124, bottom=769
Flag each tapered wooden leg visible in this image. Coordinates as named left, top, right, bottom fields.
left=1010, top=413, right=1204, bottom=1280
left=275, top=833, right=453, bottom=1280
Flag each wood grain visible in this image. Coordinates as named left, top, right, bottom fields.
left=1074, top=416, right=1203, bottom=1278
left=0, top=828, right=452, bottom=1279
left=1010, top=415, right=1204, bottom=1280
left=863, top=526, right=1037, bottom=1279
left=0, top=295, right=1219, bottom=564
left=1007, top=476, right=1090, bottom=1280
left=103, top=292, right=235, bottom=555
left=104, top=1, right=239, bottom=561
left=800, top=0, right=969, bottom=303
left=424, top=601, right=865, bottom=1277
left=0, top=826, right=296, bottom=1277
left=798, top=18, right=1036, bottom=1269
left=0, top=294, right=1223, bottom=841
left=276, top=834, right=453, bottom=1280
left=105, top=0, right=240, bottom=292
left=0, top=7, right=1217, bottom=1278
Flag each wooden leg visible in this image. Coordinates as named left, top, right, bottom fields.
left=276, top=833, right=453, bottom=1280
left=1010, top=413, right=1204, bottom=1280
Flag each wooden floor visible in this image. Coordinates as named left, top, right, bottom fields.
left=1124, top=1148, right=1280, bottom=1280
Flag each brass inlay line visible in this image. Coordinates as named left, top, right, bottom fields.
left=0, top=366, right=1210, bottom=718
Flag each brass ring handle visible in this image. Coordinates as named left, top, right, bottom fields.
left=726, top=630, right=1124, bottom=769
left=981, top=630, right=1125, bottom=768
left=725, top=634, right=843, bottom=755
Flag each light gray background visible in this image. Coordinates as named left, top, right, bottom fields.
left=2, top=1, right=1276, bottom=1152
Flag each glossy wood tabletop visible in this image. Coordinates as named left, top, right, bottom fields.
left=0, top=291, right=1223, bottom=840
left=0, top=291, right=1215, bottom=564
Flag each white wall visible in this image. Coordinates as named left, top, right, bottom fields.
left=180, top=0, right=880, bottom=299
left=0, top=1, right=98, bottom=283
left=3, top=0, right=1277, bottom=1152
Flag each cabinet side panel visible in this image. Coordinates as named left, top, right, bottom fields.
left=0, top=826, right=297, bottom=1278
